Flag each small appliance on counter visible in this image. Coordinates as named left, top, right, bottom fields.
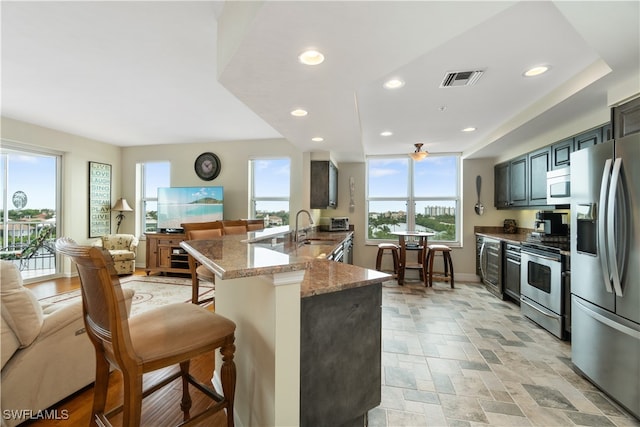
left=503, top=219, right=517, bottom=234
left=533, top=211, right=567, bottom=236
left=319, top=217, right=350, bottom=231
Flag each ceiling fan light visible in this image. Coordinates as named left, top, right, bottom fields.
left=409, top=143, right=428, bottom=161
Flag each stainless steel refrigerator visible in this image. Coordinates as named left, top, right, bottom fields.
left=570, top=133, right=639, bottom=419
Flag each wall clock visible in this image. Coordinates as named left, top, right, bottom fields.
left=194, top=152, right=221, bottom=181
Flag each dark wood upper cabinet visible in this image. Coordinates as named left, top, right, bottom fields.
left=574, top=128, right=602, bottom=151
left=528, top=147, right=550, bottom=205
left=310, top=160, right=338, bottom=209
left=509, top=155, right=527, bottom=207
left=612, top=96, right=640, bottom=138
left=550, top=138, right=574, bottom=170
left=494, top=162, right=510, bottom=208
left=493, top=122, right=610, bottom=209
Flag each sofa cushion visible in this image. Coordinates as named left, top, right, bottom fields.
left=1, top=314, right=20, bottom=369
left=0, top=261, right=44, bottom=348
left=101, top=234, right=135, bottom=250
left=108, top=249, right=136, bottom=262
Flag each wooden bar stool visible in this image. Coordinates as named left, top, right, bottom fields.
left=376, top=243, right=399, bottom=275
left=424, top=244, right=454, bottom=288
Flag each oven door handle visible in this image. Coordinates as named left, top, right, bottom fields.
left=521, top=251, right=558, bottom=263
left=598, top=158, right=613, bottom=293
left=520, top=297, right=557, bottom=319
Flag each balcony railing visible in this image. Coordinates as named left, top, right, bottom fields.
left=0, top=221, right=57, bottom=274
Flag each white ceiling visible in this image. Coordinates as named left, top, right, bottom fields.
left=2, top=1, right=639, bottom=163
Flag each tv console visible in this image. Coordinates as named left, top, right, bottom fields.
left=145, top=232, right=189, bottom=276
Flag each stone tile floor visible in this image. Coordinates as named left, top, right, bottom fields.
left=370, top=280, right=640, bottom=427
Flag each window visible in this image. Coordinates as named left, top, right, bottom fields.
left=137, top=162, right=170, bottom=233
left=366, top=154, right=460, bottom=243
left=249, top=158, right=290, bottom=227
left=1, top=143, right=61, bottom=279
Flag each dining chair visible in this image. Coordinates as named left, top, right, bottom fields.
left=55, top=237, right=237, bottom=427
left=221, top=220, right=248, bottom=235
left=181, top=221, right=224, bottom=305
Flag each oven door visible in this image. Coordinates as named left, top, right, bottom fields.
left=520, top=251, right=562, bottom=314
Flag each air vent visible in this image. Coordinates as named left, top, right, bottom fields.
left=440, top=70, right=484, bottom=88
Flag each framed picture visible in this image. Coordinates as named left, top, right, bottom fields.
left=88, top=161, right=112, bottom=237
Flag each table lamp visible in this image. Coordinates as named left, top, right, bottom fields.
left=112, top=198, right=133, bottom=233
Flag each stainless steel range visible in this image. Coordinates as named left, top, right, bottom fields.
left=520, top=235, right=570, bottom=340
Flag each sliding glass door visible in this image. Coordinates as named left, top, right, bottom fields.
left=1, top=143, right=61, bottom=281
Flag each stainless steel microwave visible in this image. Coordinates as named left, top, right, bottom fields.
left=547, top=167, right=571, bottom=205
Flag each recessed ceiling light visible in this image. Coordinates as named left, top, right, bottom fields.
left=290, top=109, right=308, bottom=117
left=523, top=65, right=550, bottom=77
left=383, top=78, right=405, bottom=89
left=298, top=50, right=325, bottom=66
left=462, top=127, right=476, bottom=132
left=380, top=131, right=393, bottom=137
left=311, top=137, right=324, bottom=142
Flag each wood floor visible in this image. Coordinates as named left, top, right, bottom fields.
left=22, top=270, right=227, bottom=427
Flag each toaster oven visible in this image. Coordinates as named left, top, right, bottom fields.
left=329, top=217, right=349, bottom=231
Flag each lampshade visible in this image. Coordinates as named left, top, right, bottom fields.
left=409, top=143, right=428, bottom=161
left=112, top=198, right=133, bottom=212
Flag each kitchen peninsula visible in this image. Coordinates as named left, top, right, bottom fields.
left=181, top=227, right=389, bottom=427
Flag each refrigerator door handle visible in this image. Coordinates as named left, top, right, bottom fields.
left=608, top=158, right=624, bottom=297
left=598, top=158, right=613, bottom=293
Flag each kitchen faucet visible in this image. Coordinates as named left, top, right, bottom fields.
left=294, top=209, right=314, bottom=242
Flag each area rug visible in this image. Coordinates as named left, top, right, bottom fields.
left=38, top=275, right=214, bottom=316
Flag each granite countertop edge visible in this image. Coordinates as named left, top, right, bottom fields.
left=181, top=229, right=390, bottom=296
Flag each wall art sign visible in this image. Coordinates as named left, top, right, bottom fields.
left=88, top=161, right=112, bottom=237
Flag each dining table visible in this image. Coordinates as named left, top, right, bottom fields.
left=390, top=230, right=436, bottom=285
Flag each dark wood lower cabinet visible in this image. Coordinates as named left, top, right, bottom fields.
left=503, top=243, right=521, bottom=302
left=300, top=283, right=382, bottom=426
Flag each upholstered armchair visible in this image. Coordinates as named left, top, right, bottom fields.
left=0, top=260, right=134, bottom=427
left=94, top=234, right=138, bottom=275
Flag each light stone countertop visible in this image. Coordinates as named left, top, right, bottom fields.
left=181, top=228, right=390, bottom=298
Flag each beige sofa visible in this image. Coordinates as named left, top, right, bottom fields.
left=0, top=261, right=133, bottom=427
left=94, top=234, right=138, bottom=275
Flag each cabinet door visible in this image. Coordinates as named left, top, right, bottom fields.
left=612, top=96, right=640, bottom=138
left=146, top=236, right=159, bottom=269
left=550, top=138, right=574, bottom=170
left=509, top=156, right=527, bottom=207
left=158, top=245, right=172, bottom=268
left=528, top=147, right=550, bottom=205
left=494, top=162, right=510, bottom=208
left=504, top=252, right=521, bottom=300
left=310, top=161, right=338, bottom=209
left=328, top=161, right=338, bottom=208
left=575, top=128, right=602, bottom=151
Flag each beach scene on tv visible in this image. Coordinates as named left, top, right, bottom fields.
left=157, top=186, right=223, bottom=230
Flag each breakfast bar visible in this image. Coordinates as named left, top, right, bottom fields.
left=181, top=227, right=389, bottom=427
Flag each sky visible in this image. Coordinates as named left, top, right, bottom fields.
left=367, top=155, right=459, bottom=212
left=3, top=153, right=57, bottom=210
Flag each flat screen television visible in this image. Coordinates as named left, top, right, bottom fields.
left=157, top=186, right=223, bottom=232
